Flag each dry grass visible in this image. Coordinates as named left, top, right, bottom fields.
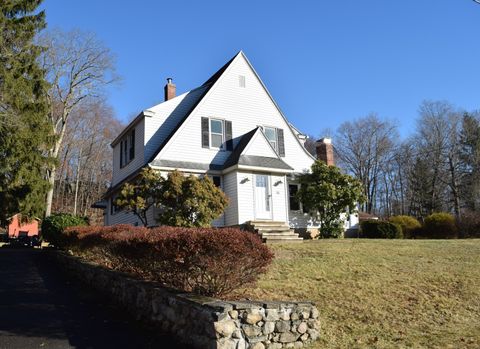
left=232, top=239, right=480, bottom=349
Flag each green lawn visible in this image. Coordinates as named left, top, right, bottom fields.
left=233, top=239, right=480, bottom=349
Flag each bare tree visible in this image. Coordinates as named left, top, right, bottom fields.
left=52, top=98, right=122, bottom=223
left=335, top=114, right=398, bottom=214
left=38, top=29, right=118, bottom=216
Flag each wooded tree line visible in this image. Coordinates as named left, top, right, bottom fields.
left=308, top=101, right=480, bottom=219
left=1, top=0, right=120, bottom=226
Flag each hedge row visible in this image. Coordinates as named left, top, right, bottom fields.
left=359, top=212, right=476, bottom=239
left=60, top=225, right=274, bottom=297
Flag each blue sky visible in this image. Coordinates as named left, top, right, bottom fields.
left=41, top=0, right=480, bottom=137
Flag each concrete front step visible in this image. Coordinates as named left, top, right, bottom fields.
left=247, top=220, right=290, bottom=227
left=260, top=234, right=303, bottom=239
left=247, top=221, right=303, bottom=243
left=264, top=238, right=304, bottom=243
left=256, top=228, right=291, bottom=234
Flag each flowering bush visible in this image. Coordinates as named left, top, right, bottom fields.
left=63, top=225, right=273, bottom=297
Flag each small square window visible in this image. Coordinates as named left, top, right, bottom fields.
left=212, top=176, right=221, bottom=187
left=239, top=75, right=246, bottom=88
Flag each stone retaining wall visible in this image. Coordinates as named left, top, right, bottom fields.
left=53, top=251, right=320, bottom=349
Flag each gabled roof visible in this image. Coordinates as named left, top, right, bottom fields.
left=222, top=128, right=258, bottom=169
left=145, top=52, right=241, bottom=164
left=223, top=128, right=293, bottom=171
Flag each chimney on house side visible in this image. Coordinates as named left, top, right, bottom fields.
left=316, top=138, right=335, bottom=166
left=164, top=78, right=176, bottom=101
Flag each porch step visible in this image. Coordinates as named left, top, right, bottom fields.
left=247, top=221, right=303, bottom=243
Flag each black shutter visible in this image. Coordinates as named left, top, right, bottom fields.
left=129, top=129, right=135, bottom=161
left=201, top=117, right=209, bottom=148
left=120, top=142, right=123, bottom=168
left=277, top=128, right=285, bottom=157
left=225, top=120, right=233, bottom=151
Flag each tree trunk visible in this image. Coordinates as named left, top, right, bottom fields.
left=448, top=156, right=461, bottom=219
left=45, top=167, right=56, bottom=217
left=73, top=148, right=82, bottom=216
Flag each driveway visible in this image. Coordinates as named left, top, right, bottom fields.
left=0, top=248, right=186, bottom=349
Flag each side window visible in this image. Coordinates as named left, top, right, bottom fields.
left=288, top=184, right=300, bottom=211
left=119, top=128, right=135, bottom=168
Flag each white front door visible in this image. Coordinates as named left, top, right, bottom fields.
left=254, top=174, right=272, bottom=220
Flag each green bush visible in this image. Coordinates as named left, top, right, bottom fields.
left=389, top=215, right=421, bottom=239
left=422, top=212, right=458, bottom=239
left=41, top=213, right=88, bottom=247
left=360, top=220, right=403, bottom=239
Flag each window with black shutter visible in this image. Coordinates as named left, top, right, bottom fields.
left=203, top=117, right=232, bottom=151
left=119, top=128, right=136, bottom=168
left=264, top=127, right=277, bottom=151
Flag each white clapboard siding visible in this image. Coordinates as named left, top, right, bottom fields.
left=223, top=172, right=239, bottom=226
left=112, top=118, right=145, bottom=186
left=242, top=130, right=278, bottom=157
left=236, top=172, right=254, bottom=224
left=106, top=200, right=157, bottom=227
left=156, top=54, right=315, bottom=173
left=271, top=174, right=288, bottom=222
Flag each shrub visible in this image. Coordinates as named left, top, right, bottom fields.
left=41, top=213, right=88, bottom=247
left=63, top=225, right=274, bottom=297
left=456, top=211, right=480, bottom=238
left=360, top=220, right=403, bottom=239
left=422, top=212, right=458, bottom=239
left=389, top=215, right=421, bottom=239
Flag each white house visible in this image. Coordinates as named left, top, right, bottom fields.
left=103, top=51, right=358, bottom=241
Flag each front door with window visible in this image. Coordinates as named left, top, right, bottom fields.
left=254, top=174, right=272, bottom=220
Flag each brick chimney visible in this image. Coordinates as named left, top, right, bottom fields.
left=164, top=78, right=176, bottom=101
left=316, top=138, right=335, bottom=166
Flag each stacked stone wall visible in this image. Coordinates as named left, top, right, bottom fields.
left=53, top=252, right=320, bottom=349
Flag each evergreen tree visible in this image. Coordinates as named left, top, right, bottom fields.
left=0, top=0, right=52, bottom=225
left=459, top=112, right=480, bottom=211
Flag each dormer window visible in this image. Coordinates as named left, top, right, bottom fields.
left=120, top=128, right=135, bottom=168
